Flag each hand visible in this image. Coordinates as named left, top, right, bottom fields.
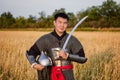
left=33, top=64, right=45, bottom=71
left=59, top=50, right=69, bottom=60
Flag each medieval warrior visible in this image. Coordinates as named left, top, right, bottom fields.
left=26, top=13, right=87, bottom=80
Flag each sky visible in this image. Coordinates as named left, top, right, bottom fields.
left=0, top=0, right=120, bottom=18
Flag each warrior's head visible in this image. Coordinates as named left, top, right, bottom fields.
left=53, top=13, right=69, bottom=36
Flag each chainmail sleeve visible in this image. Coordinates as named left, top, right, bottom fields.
left=67, top=36, right=87, bottom=63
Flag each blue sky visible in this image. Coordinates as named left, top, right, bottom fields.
left=0, top=0, right=120, bottom=18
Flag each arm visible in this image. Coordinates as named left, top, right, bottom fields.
left=67, top=48, right=87, bottom=63
left=26, top=43, right=39, bottom=65
left=67, top=36, right=87, bottom=63
left=26, top=43, right=44, bottom=70
left=59, top=48, right=87, bottom=63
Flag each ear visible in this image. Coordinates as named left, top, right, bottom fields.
left=53, top=20, right=56, bottom=26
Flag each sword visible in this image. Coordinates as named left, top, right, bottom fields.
left=62, top=16, right=88, bottom=50
left=62, top=16, right=88, bottom=63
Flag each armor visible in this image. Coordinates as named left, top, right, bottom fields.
left=26, top=30, right=87, bottom=80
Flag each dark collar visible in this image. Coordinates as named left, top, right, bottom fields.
left=51, top=30, right=67, bottom=40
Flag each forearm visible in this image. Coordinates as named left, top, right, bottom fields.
left=26, top=43, right=40, bottom=65
left=26, top=51, right=44, bottom=70
left=26, top=51, right=37, bottom=65
left=67, top=54, right=87, bottom=63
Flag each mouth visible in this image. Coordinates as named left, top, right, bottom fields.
left=60, top=28, right=65, bottom=31
left=60, top=27, right=65, bottom=30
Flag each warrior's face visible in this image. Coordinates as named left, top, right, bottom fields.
left=54, top=17, right=68, bottom=36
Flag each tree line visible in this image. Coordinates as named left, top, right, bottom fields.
left=0, top=0, right=120, bottom=29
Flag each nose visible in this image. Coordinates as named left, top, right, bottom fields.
left=60, top=22, right=65, bottom=27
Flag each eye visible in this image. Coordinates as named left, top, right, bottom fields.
left=64, top=22, right=68, bottom=24
left=58, top=21, right=62, bottom=24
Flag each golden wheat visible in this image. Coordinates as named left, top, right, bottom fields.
left=0, top=31, right=120, bottom=80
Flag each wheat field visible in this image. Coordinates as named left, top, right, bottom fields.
left=0, top=31, right=120, bottom=80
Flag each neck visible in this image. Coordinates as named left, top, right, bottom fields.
left=55, top=30, right=63, bottom=36
left=51, top=29, right=67, bottom=41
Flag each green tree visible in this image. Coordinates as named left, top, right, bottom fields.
left=27, top=15, right=36, bottom=23
left=26, top=15, right=37, bottom=28
left=44, top=16, right=54, bottom=28
left=13, top=16, right=27, bottom=28
left=52, top=8, right=66, bottom=16
left=67, top=12, right=77, bottom=28
left=77, top=0, right=120, bottom=28
left=37, top=11, right=47, bottom=28
left=98, top=0, right=120, bottom=27
left=76, top=10, right=91, bottom=28
left=88, top=6, right=100, bottom=20
left=0, top=12, right=15, bottom=28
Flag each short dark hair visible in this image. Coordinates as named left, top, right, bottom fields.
left=54, top=13, right=69, bottom=21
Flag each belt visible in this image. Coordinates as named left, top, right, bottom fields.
left=53, top=60, right=71, bottom=66
left=51, top=64, right=73, bottom=80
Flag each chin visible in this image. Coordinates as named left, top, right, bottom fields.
left=59, top=30, right=65, bottom=33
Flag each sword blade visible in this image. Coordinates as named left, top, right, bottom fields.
left=62, top=16, right=88, bottom=50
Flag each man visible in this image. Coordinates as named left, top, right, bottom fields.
left=26, top=13, right=87, bottom=80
